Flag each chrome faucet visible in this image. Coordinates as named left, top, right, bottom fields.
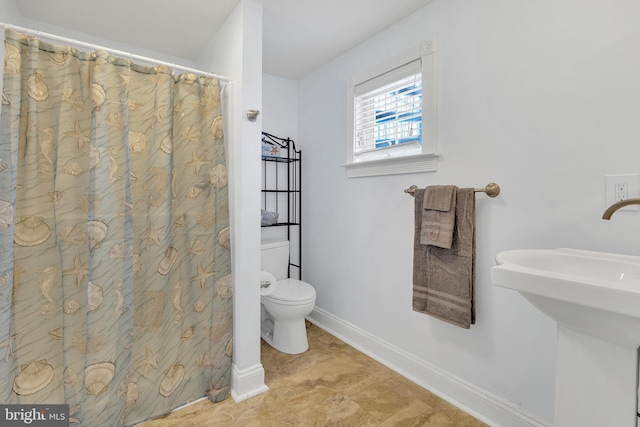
left=602, top=198, right=640, bottom=220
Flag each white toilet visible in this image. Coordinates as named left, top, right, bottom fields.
left=260, top=239, right=316, bottom=354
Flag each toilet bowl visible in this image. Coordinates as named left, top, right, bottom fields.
left=261, top=278, right=316, bottom=354
left=261, top=240, right=316, bottom=354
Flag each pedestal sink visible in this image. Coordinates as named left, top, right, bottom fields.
left=492, top=248, right=640, bottom=427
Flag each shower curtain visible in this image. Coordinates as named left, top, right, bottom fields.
left=0, top=29, right=232, bottom=425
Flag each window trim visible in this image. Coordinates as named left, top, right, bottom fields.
left=343, top=39, right=438, bottom=178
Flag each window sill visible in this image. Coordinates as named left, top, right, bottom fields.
left=341, top=153, right=439, bottom=178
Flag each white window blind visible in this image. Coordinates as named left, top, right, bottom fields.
left=343, top=39, right=437, bottom=178
left=353, top=59, right=422, bottom=160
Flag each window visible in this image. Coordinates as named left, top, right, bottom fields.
left=344, top=39, right=437, bottom=178
left=354, top=60, right=422, bottom=161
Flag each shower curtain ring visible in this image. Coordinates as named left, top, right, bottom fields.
left=246, top=110, right=260, bottom=122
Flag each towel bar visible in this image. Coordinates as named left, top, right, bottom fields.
left=404, top=183, right=500, bottom=198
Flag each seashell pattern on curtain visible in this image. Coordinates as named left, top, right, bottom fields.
left=0, top=29, right=232, bottom=426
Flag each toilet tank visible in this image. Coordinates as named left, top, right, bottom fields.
left=261, top=239, right=289, bottom=280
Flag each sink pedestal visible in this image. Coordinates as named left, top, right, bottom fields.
left=556, top=325, right=638, bottom=427
left=491, top=248, right=640, bottom=427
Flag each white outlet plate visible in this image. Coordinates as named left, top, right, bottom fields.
left=605, top=174, right=640, bottom=211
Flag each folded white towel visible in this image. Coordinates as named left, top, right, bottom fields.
left=261, top=209, right=279, bottom=226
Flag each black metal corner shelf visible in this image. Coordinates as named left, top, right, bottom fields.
left=261, top=132, right=302, bottom=279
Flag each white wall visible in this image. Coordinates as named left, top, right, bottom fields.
left=0, top=1, right=23, bottom=25
left=261, top=74, right=298, bottom=244
left=197, top=0, right=267, bottom=401
left=262, top=74, right=298, bottom=140
left=14, top=21, right=199, bottom=69
left=299, top=0, right=640, bottom=424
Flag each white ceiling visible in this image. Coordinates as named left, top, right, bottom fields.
left=14, top=0, right=433, bottom=80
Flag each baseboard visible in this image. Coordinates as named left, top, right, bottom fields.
left=307, top=307, right=549, bottom=427
left=230, top=362, right=269, bottom=402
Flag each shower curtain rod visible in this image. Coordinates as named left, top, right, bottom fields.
left=1, top=22, right=233, bottom=83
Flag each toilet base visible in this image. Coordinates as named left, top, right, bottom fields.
left=261, top=309, right=309, bottom=354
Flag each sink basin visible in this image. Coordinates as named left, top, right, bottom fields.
left=496, top=248, right=640, bottom=285
left=492, top=248, right=640, bottom=427
left=492, top=248, right=640, bottom=346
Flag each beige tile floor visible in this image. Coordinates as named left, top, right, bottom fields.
left=140, top=323, right=488, bottom=426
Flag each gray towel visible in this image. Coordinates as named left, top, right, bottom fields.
left=420, top=185, right=457, bottom=248
left=413, top=187, right=476, bottom=329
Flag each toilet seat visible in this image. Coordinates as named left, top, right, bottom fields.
left=263, top=278, right=315, bottom=305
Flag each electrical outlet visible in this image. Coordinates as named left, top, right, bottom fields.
left=605, top=174, right=640, bottom=211
left=615, top=183, right=628, bottom=201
